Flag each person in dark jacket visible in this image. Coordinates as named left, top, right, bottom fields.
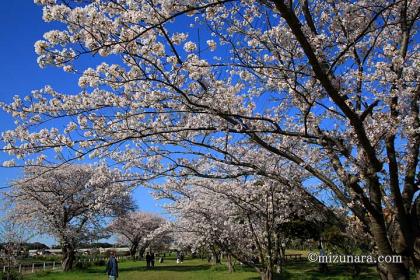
left=150, top=252, right=155, bottom=268
left=146, top=252, right=151, bottom=269
left=106, top=251, right=119, bottom=280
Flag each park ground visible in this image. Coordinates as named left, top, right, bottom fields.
left=24, top=253, right=383, bottom=280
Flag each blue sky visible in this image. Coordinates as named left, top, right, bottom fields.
left=0, top=1, right=165, bottom=246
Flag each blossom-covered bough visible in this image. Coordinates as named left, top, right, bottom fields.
left=0, top=0, right=419, bottom=279
left=108, top=211, right=167, bottom=260
left=6, top=164, right=134, bottom=271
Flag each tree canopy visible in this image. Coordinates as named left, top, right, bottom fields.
left=0, top=1, right=418, bottom=279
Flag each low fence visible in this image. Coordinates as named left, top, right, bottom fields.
left=2, top=255, right=130, bottom=275
left=2, top=261, right=60, bottom=274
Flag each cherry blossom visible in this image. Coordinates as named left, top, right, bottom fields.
left=6, top=164, right=134, bottom=271
left=108, top=212, right=167, bottom=259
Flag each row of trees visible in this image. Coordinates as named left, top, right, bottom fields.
left=1, top=0, right=418, bottom=279
left=2, top=163, right=366, bottom=280
left=156, top=176, right=374, bottom=280
left=3, top=165, right=168, bottom=271
left=158, top=177, right=326, bottom=279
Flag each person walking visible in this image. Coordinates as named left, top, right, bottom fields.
left=150, top=252, right=155, bottom=268
left=106, top=251, right=119, bottom=280
left=145, top=252, right=151, bottom=269
left=180, top=252, right=184, bottom=263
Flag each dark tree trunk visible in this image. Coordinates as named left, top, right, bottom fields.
left=377, top=262, right=411, bottom=280
left=62, top=245, right=75, bottom=271
left=411, top=196, right=420, bottom=278
left=369, top=215, right=410, bottom=280
left=226, top=253, right=235, bottom=273
left=274, top=234, right=284, bottom=273
left=138, top=246, right=146, bottom=260
left=413, top=236, right=420, bottom=279
left=129, top=242, right=139, bottom=261
left=211, top=249, right=221, bottom=264
left=259, top=266, right=273, bottom=280
left=277, top=245, right=285, bottom=273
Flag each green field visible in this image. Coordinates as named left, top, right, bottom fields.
left=24, top=254, right=382, bottom=280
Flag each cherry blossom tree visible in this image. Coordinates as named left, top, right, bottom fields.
left=0, top=220, right=33, bottom=279
left=6, top=164, right=133, bottom=271
left=144, top=221, right=174, bottom=254
left=159, top=177, right=325, bottom=280
left=108, top=211, right=166, bottom=259
left=1, top=0, right=419, bottom=279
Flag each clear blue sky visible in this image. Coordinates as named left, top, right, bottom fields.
left=0, top=1, right=165, bottom=246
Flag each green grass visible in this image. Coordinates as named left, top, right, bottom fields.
left=25, top=258, right=257, bottom=280
left=281, top=262, right=379, bottom=280
left=24, top=255, right=383, bottom=280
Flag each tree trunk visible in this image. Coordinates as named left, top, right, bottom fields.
left=276, top=240, right=285, bottom=273
left=211, top=249, right=221, bottom=264
left=376, top=262, right=412, bottom=280
left=259, top=266, right=273, bottom=280
left=411, top=196, right=420, bottom=278
left=62, top=246, right=75, bottom=271
left=226, top=253, right=235, bottom=273
left=138, top=246, right=146, bottom=260
left=130, top=242, right=139, bottom=261
left=413, top=236, right=420, bottom=279
left=370, top=215, right=410, bottom=280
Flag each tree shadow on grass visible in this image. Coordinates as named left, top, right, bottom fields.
left=129, top=264, right=212, bottom=272
left=85, top=264, right=213, bottom=274
left=282, top=263, right=378, bottom=280
left=245, top=272, right=290, bottom=280
left=244, top=263, right=379, bottom=280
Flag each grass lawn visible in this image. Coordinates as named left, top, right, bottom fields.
left=25, top=258, right=257, bottom=280
left=23, top=254, right=386, bottom=280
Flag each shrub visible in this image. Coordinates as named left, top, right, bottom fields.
left=94, top=259, right=105, bottom=266
left=0, top=270, right=23, bottom=280
left=74, top=261, right=92, bottom=270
